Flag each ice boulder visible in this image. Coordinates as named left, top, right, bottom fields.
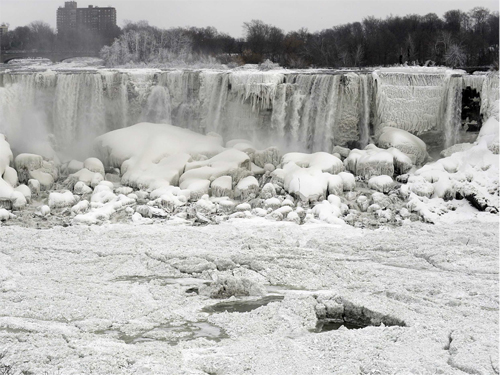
left=94, top=123, right=224, bottom=191
left=28, top=179, right=40, bottom=196
left=14, top=153, right=43, bottom=183
left=14, top=185, right=31, bottom=203
left=368, top=175, right=394, bottom=193
left=65, top=168, right=103, bottom=190
left=49, top=191, right=77, bottom=209
left=3, top=167, right=18, bottom=187
left=281, top=152, right=344, bottom=174
left=260, top=183, right=277, bottom=199
left=234, top=176, right=259, bottom=200
left=1, top=135, right=20, bottom=209
left=285, top=165, right=327, bottom=203
left=83, top=158, right=105, bottom=176
left=0, top=208, right=15, bottom=221
left=377, top=127, right=428, bottom=165
left=345, top=146, right=394, bottom=179
left=338, top=172, right=356, bottom=191
left=211, top=176, right=233, bottom=198
left=253, top=147, right=281, bottom=168
left=312, top=199, right=344, bottom=225
left=64, top=160, right=84, bottom=175
left=96, top=123, right=224, bottom=168
left=71, top=200, right=90, bottom=214
left=180, top=149, right=251, bottom=197
left=74, top=181, right=93, bottom=195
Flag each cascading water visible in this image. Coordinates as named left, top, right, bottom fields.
left=0, top=67, right=494, bottom=159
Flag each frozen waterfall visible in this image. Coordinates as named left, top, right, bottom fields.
left=0, top=67, right=494, bottom=158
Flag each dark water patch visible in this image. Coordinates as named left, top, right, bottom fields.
left=202, top=295, right=284, bottom=313
left=312, top=319, right=366, bottom=333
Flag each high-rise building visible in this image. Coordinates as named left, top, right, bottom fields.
left=0, top=24, right=9, bottom=38
left=57, top=2, right=116, bottom=34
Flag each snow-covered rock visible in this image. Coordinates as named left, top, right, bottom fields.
left=49, top=191, right=77, bottom=209
left=83, top=157, right=105, bottom=176
left=234, top=176, right=259, bottom=200
left=368, top=175, right=394, bottom=193
left=377, top=127, right=428, bottom=165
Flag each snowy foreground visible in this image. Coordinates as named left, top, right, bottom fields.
left=0, top=215, right=498, bottom=374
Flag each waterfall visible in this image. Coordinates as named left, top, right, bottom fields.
left=1, top=68, right=497, bottom=159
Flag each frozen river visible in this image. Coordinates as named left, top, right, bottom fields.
left=0, top=214, right=497, bottom=374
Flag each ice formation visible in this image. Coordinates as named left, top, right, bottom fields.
left=0, top=65, right=498, bottom=227
left=2, top=67, right=494, bottom=158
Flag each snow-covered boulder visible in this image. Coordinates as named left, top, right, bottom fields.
left=49, top=191, right=77, bottom=209
left=14, top=153, right=43, bottom=182
left=344, top=145, right=394, bottom=179
left=95, top=122, right=224, bottom=191
left=64, top=160, right=84, bottom=175
left=13, top=153, right=57, bottom=191
left=338, top=172, right=356, bottom=191
left=281, top=152, right=344, bottom=174
left=39, top=205, right=50, bottom=217
left=0, top=208, right=15, bottom=221
left=28, top=179, right=40, bottom=196
left=312, top=199, right=344, bottom=224
left=14, top=185, right=31, bottom=202
left=74, top=181, right=93, bottom=195
left=234, top=176, right=259, bottom=200
left=377, top=126, right=428, bottom=165
left=3, top=167, right=18, bottom=187
left=211, top=176, right=233, bottom=198
left=83, top=157, right=105, bottom=176
left=71, top=200, right=90, bottom=214
left=368, top=175, right=394, bottom=193
left=260, top=182, right=277, bottom=199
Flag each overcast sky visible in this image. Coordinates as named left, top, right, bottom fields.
left=1, top=0, right=498, bottom=37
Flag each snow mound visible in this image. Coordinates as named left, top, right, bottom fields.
left=94, top=123, right=225, bottom=191
left=477, top=117, right=499, bottom=154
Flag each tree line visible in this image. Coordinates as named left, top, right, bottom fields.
left=1, top=7, right=498, bottom=68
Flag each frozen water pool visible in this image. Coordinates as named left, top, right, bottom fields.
left=0, top=217, right=497, bottom=374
